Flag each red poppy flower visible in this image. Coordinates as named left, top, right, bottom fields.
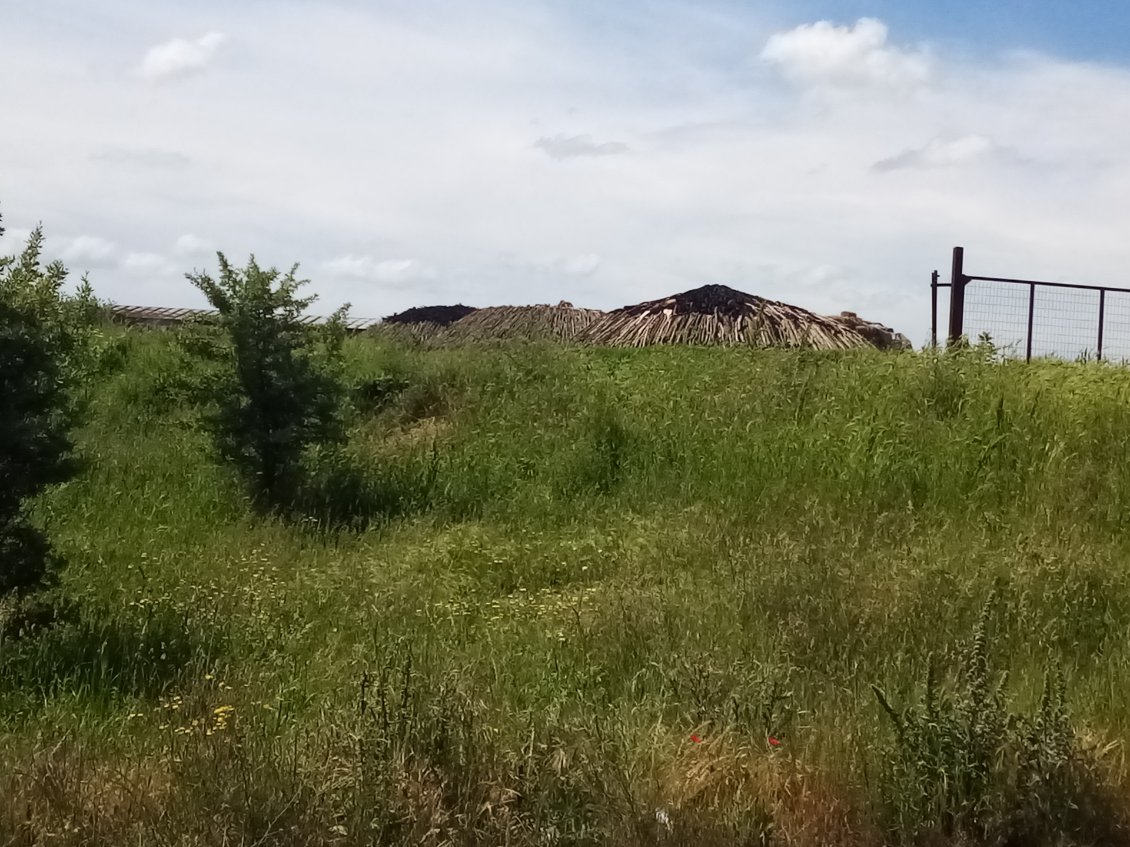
left=768, top=736, right=781, bottom=747
left=690, top=734, right=702, bottom=744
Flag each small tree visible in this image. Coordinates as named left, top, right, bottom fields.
left=186, top=254, right=348, bottom=508
left=0, top=216, right=98, bottom=596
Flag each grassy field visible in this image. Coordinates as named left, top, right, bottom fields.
left=4, top=330, right=1130, bottom=845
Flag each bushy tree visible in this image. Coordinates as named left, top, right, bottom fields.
left=186, top=254, right=348, bottom=508
left=0, top=216, right=99, bottom=596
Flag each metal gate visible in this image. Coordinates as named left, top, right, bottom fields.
left=931, top=247, right=1130, bottom=362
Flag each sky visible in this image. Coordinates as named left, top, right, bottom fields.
left=3, top=1, right=1130, bottom=343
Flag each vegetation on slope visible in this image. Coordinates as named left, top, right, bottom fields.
left=3, top=331, right=1130, bottom=845
left=0, top=220, right=102, bottom=600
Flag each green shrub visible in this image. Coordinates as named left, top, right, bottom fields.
left=0, top=219, right=99, bottom=596
left=184, top=254, right=349, bottom=510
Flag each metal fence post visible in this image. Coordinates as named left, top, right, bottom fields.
left=1025, top=283, right=1036, bottom=362
left=930, top=270, right=939, bottom=348
left=1098, top=289, right=1106, bottom=361
left=947, top=247, right=966, bottom=345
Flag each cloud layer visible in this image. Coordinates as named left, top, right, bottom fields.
left=4, top=3, right=1130, bottom=340
left=873, top=135, right=1000, bottom=172
left=324, top=256, right=436, bottom=286
left=174, top=234, right=214, bottom=258
left=535, top=134, right=629, bottom=160
left=61, top=236, right=118, bottom=267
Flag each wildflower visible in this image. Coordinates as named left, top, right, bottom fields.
left=211, top=703, right=236, bottom=731
left=690, top=734, right=702, bottom=744
left=768, top=736, right=781, bottom=747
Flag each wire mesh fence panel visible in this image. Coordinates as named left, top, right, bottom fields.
left=1030, top=286, right=1100, bottom=360
left=962, top=278, right=1130, bottom=362
left=936, top=249, right=1130, bottom=362
left=964, top=280, right=1030, bottom=358
left=1101, top=290, right=1130, bottom=363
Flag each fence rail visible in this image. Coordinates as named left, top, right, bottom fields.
left=931, top=247, right=1130, bottom=362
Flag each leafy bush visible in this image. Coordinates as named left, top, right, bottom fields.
left=184, top=254, right=349, bottom=509
left=0, top=218, right=99, bottom=596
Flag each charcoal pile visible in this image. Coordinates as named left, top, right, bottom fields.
left=827, top=311, right=912, bottom=350
left=382, top=304, right=477, bottom=326
left=370, top=304, right=479, bottom=343
left=445, top=302, right=603, bottom=342
left=580, top=284, right=868, bottom=350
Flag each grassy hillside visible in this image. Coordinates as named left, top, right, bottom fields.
left=4, top=330, right=1130, bottom=845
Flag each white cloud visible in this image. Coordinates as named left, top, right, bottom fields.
left=92, top=147, right=191, bottom=169
left=558, top=253, right=601, bottom=276
left=535, top=134, right=629, bottom=160
left=507, top=253, right=602, bottom=276
left=324, top=256, right=436, bottom=286
left=173, top=233, right=214, bottom=257
left=140, top=32, right=228, bottom=82
left=0, top=226, right=33, bottom=255
left=874, top=135, right=998, bottom=172
left=761, top=18, right=930, bottom=90
left=123, top=252, right=177, bottom=276
left=61, top=235, right=119, bottom=267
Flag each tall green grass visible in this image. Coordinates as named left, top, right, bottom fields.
left=3, top=329, right=1130, bottom=845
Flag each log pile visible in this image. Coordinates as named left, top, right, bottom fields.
left=580, top=285, right=869, bottom=350
left=445, top=302, right=603, bottom=342
left=826, top=311, right=912, bottom=350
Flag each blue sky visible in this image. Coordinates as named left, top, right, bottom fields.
left=3, top=1, right=1130, bottom=341
left=788, top=1, right=1130, bottom=61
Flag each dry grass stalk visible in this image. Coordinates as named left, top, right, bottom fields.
left=643, top=732, right=876, bottom=847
